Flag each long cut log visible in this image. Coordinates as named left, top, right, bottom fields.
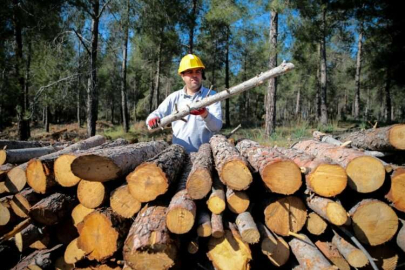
left=293, top=140, right=385, bottom=193
left=257, top=222, right=290, bottom=267
left=166, top=189, right=196, bottom=234
left=9, top=188, right=42, bottom=218
left=0, top=146, right=62, bottom=166
left=14, top=223, right=47, bottom=252
left=236, top=139, right=302, bottom=195
left=77, top=180, right=106, bottom=209
left=71, top=140, right=168, bottom=182
left=210, top=135, right=252, bottom=190
left=332, top=233, right=368, bottom=268
left=123, top=205, right=178, bottom=270
left=349, top=199, right=398, bottom=246
left=211, top=213, right=224, bottom=238
left=336, top=124, right=405, bottom=151
left=0, top=140, right=51, bottom=150
left=315, top=240, right=350, bottom=270
left=235, top=212, right=260, bottom=244
left=386, top=168, right=405, bottom=212
left=29, top=193, right=76, bottom=225
left=11, top=244, right=64, bottom=270
left=152, top=62, right=294, bottom=130
left=126, top=144, right=186, bottom=202
left=307, top=195, right=349, bottom=226
left=367, top=245, right=398, bottom=270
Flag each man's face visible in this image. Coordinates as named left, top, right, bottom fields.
left=181, top=68, right=203, bottom=93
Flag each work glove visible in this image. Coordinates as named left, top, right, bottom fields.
left=148, top=117, right=160, bottom=129
left=190, top=108, right=207, bottom=116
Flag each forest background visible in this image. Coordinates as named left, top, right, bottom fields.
left=1, top=0, right=404, bottom=142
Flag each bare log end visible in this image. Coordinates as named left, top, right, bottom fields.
left=77, top=180, right=105, bottom=209
left=186, top=169, right=212, bottom=200
left=124, top=245, right=177, bottom=270
left=306, top=212, right=327, bottom=236
left=71, top=204, right=95, bottom=227
left=326, top=202, right=349, bottom=226
left=386, top=169, right=405, bottom=212
left=207, top=196, right=226, bottom=215
left=390, top=124, right=405, bottom=150
left=227, top=191, right=250, bottom=214
left=64, top=238, right=86, bottom=264
left=110, top=185, right=141, bottom=218
left=26, top=160, right=47, bottom=194
left=220, top=160, right=252, bottom=191
left=346, top=156, right=385, bottom=193
left=71, top=155, right=120, bottom=182
left=0, top=150, right=6, bottom=165
left=6, top=165, right=27, bottom=193
left=308, top=164, right=347, bottom=197
left=54, top=154, right=81, bottom=187
left=166, top=208, right=195, bottom=234
left=261, top=160, right=302, bottom=195
left=127, top=163, right=168, bottom=203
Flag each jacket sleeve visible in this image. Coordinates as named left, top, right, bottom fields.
left=203, top=95, right=222, bottom=132
left=145, top=94, right=174, bottom=126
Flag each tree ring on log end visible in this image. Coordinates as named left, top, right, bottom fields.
left=346, top=156, right=385, bottom=193
left=71, top=155, right=120, bottom=182
left=261, top=161, right=302, bottom=195
left=308, top=164, right=347, bottom=197
left=220, top=160, right=252, bottom=190
left=390, top=125, right=405, bottom=150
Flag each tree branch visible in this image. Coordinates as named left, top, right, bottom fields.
left=98, top=0, right=113, bottom=19
left=71, top=29, right=91, bottom=55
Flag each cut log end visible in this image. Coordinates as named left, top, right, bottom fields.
left=64, top=238, right=86, bottom=264
left=166, top=208, right=195, bottom=234
left=326, top=202, right=349, bottom=226
left=127, top=163, right=168, bottom=203
left=0, top=203, right=11, bottom=226
left=186, top=169, right=212, bottom=200
left=71, top=155, right=120, bottom=182
left=220, top=160, right=252, bottom=190
left=124, top=246, right=177, bottom=270
left=308, top=164, right=347, bottom=197
left=262, top=161, right=302, bottom=195
left=390, top=124, right=405, bottom=150
left=227, top=190, right=250, bottom=214
left=77, top=180, right=105, bottom=209
left=54, top=154, right=81, bottom=187
left=10, top=193, right=31, bottom=218
left=386, top=169, right=405, bottom=212
left=207, top=196, right=226, bottom=215
left=306, top=212, right=327, bottom=236
left=0, top=150, right=6, bottom=165
left=346, top=156, right=385, bottom=193
left=261, top=237, right=290, bottom=267
left=6, top=166, right=27, bottom=193
left=26, top=160, right=48, bottom=194
left=110, top=185, right=141, bottom=218
left=71, top=204, right=95, bottom=227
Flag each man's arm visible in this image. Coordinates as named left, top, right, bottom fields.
left=146, top=94, right=174, bottom=127
left=203, top=99, right=222, bottom=132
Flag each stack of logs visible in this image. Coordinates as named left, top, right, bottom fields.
left=0, top=123, right=404, bottom=270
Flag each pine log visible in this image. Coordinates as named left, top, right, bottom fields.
left=77, top=180, right=106, bottom=209
left=71, top=140, right=168, bottom=182
left=226, top=187, right=249, bottom=214
left=126, top=144, right=186, bottom=202
left=274, top=146, right=347, bottom=197
left=110, top=185, right=141, bottom=218
left=123, top=205, right=178, bottom=270
left=366, top=245, right=398, bottom=270
left=166, top=189, right=196, bottom=234
left=236, top=212, right=260, bottom=244
left=196, top=210, right=212, bottom=237
left=71, top=204, right=95, bottom=227
left=0, top=146, right=61, bottom=166
left=306, top=212, right=328, bottom=235
left=386, top=168, right=405, bottom=212
left=78, top=207, right=131, bottom=261
left=211, top=213, right=224, bottom=238
left=64, top=238, right=86, bottom=264
left=307, top=195, right=349, bottom=226
left=54, top=138, right=129, bottom=187
left=27, top=158, right=58, bottom=194
left=210, top=135, right=253, bottom=190
left=257, top=222, right=290, bottom=267
left=207, top=177, right=226, bottom=214
left=0, top=140, right=51, bottom=150
left=336, top=124, right=405, bottom=151
left=264, top=196, right=307, bottom=236
left=9, top=188, right=42, bottom=218
left=397, top=220, right=405, bottom=253
left=11, top=244, right=63, bottom=270
left=293, top=140, right=386, bottom=193
left=349, top=199, right=398, bottom=246
left=315, top=240, right=350, bottom=270
left=14, top=223, right=47, bottom=252
left=236, top=139, right=302, bottom=195
left=289, top=234, right=334, bottom=269
left=332, top=233, right=368, bottom=268
left=207, top=225, right=252, bottom=270
left=0, top=218, right=32, bottom=243
left=186, top=143, right=213, bottom=199
left=29, top=192, right=76, bottom=225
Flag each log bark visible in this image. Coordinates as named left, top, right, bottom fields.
left=386, top=168, right=405, bottom=212
left=78, top=207, right=131, bottom=261
left=207, top=177, right=226, bottom=214
left=293, top=140, right=385, bottom=193
left=315, top=240, right=350, bottom=270
left=71, top=203, right=94, bottom=227
left=257, top=222, right=290, bottom=267
left=349, top=199, right=398, bottom=246
left=186, top=143, right=213, bottom=199
left=29, top=192, right=76, bottom=225
left=14, top=223, right=47, bottom=252
left=397, top=220, right=405, bottom=253
left=0, top=146, right=61, bottom=166
left=306, top=212, right=327, bottom=236
left=226, top=187, right=249, bottom=214
left=123, top=205, right=178, bottom=270
left=77, top=179, right=106, bottom=209
left=211, top=213, right=224, bottom=238
left=166, top=189, right=196, bottom=234
left=126, top=144, right=186, bottom=202
left=207, top=226, right=252, bottom=270
left=332, top=233, right=368, bottom=268
left=274, top=146, right=347, bottom=197
left=64, top=238, right=86, bottom=264
left=110, top=185, right=141, bottom=219
left=264, top=196, right=307, bottom=236
left=307, top=195, right=349, bottom=226
left=210, top=135, right=252, bottom=190
left=235, top=211, right=260, bottom=244
left=336, top=124, right=405, bottom=151
left=11, top=244, right=63, bottom=270
left=236, top=139, right=301, bottom=195
left=71, top=140, right=168, bottom=182
left=196, top=210, right=212, bottom=237
left=54, top=138, right=129, bottom=187
left=289, top=234, right=333, bottom=269
left=153, top=62, right=294, bottom=130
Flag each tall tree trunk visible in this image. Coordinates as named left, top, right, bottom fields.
left=211, top=40, right=217, bottom=86
left=225, top=27, right=230, bottom=128
left=265, top=10, right=278, bottom=137
left=133, top=77, right=137, bottom=122
left=148, top=68, right=154, bottom=112
left=385, top=68, right=392, bottom=123
left=154, top=34, right=162, bottom=110
left=319, top=5, right=328, bottom=125
left=354, top=28, right=363, bottom=119
left=295, top=86, right=301, bottom=117
left=188, top=0, right=197, bottom=54
left=365, top=88, right=370, bottom=120
left=45, top=105, right=49, bottom=133
left=316, top=44, right=321, bottom=120
left=87, top=0, right=100, bottom=137
left=121, top=0, right=130, bottom=133
left=77, top=43, right=82, bottom=128
left=24, top=39, right=32, bottom=138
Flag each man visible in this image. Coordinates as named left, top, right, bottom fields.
left=146, top=54, right=222, bottom=153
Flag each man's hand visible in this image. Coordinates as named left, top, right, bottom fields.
left=190, top=108, right=207, bottom=117
left=148, top=117, right=160, bottom=129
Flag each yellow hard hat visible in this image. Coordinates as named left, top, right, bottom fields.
left=178, top=54, right=205, bottom=75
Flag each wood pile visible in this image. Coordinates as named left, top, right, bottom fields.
left=0, top=123, right=404, bottom=270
